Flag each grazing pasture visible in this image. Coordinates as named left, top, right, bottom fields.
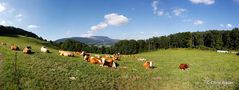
left=0, top=36, right=239, bottom=90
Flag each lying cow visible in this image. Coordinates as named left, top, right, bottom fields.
left=23, top=46, right=32, bottom=54
left=73, top=51, right=82, bottom=56
left=1, top=42, right=6, bottom=45
left=101, top=58, right=117, bottom=68
left=179, top=64, right=189, bottom=70
left=10, top=45, right=20, bottom=51
left=41, top=46, right=49, bottom=53
left=112, top=53, right=120, bottom=61
left=143, top=61, right=153, bottom=69
left=59, top=50, right=74, bottom=57
left=80, top=51, right=102, bottom=64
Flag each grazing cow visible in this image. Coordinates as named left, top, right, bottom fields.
left=23, top=46, right=32, bottom=54
left=179, top=64, right=189, bottom=70
left=59, top=50, right=74, bottom=57
left=10, top=45, right=20, bottom=50
left=143, top=61, right=153, bottom=69
left=41, top=46, right=49, bottom=53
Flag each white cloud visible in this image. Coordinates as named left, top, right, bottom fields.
left=152, top=1, right=159, bottom=14
left=90, top=22, right=108, bottom=31
left=173, top=8, right=187, bottom=16
left=15, top=14, right=23, bottom=22
left=27, top=25, right=38, bottom=29
left=193, top=20, right=204, bottom=25
left=152, top=1, right=165, bottom=16
left=189, top=0, right=215, bottom=5
left=104, top=13, right=128, bottom=26
left=82, top=13, right=129, bottom=37
left=227, top=24, right=232, bottom=28
left=0, top=20, right=6, bottom=25
left=0, top=3, right=6, bottom=12
left=15, top=14, right=22, bottom=18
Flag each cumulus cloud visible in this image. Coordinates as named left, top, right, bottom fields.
left=27, top=25, right=38, bottom=29
left=104, top=13, right=128, bottom=26
left=189, top=0, right=215, bottom=5
left=90, top=22, right=108, bottom=31
left=193, top=20, right=204, bottom=25
left=0, top=3, right=6, bottom=12
left=173, top=8, right=187, bottom=16
left=82, top=13, right=128, bottom=37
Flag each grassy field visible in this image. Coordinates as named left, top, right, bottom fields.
left=0, top=35, right=239, bottom=90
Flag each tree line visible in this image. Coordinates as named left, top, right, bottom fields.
left=0, top=25, right=39, bottom=38
left=112, top=28, right=239, bottom=54
left=54, top=28, right=239, bottom=54
left=1, top=25, right=238, bottom=54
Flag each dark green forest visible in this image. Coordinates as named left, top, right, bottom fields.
left=57, top=28, right=239, bottom=54
left=0, top=25, right=39, bottom=38
left=1, top=25, right=239, bottom=54
left=112, top=28, right=239, bottom=54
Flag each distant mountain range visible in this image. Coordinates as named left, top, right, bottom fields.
left=55, top=36, right=119, bottom=45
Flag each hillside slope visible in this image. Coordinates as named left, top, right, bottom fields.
left=55, top=36, right=119, bottom=45
left=0, top=36, right=239, bottom=90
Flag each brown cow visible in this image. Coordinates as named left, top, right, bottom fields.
left=80, top=51, right=101, bottom=64
left=1, top=42, right=6, bottom=45
left=10, top=45, right=20, bottom=50
left=143, top=61, right=153, bottom=69
left=112, top=53, right=120, bottom=61
left=59, top=50, right=74, bottom=57
left=23, top=46, right=32, bottom=54
left=87, top=56, right=102, bottom=64
left=179, top=64, right=189, bottom=70
left=101, top=58, right=117, bottom=68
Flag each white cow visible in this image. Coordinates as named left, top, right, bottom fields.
left=41, top=46, right=49, bottom=53
left=217, top=50, right=229, bottom=53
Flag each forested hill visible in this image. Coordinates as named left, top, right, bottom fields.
left=0, top=25, right=39, bottom=38
left=113, top=28, right=239, bottom=54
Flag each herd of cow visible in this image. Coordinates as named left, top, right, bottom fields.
left=1, top=41, right=190, bottom=70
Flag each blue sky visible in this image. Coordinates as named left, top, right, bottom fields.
left=0, top=0, right=238, bottom=40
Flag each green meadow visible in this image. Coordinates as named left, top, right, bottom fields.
left=0, top=36, right=239, bottom=90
